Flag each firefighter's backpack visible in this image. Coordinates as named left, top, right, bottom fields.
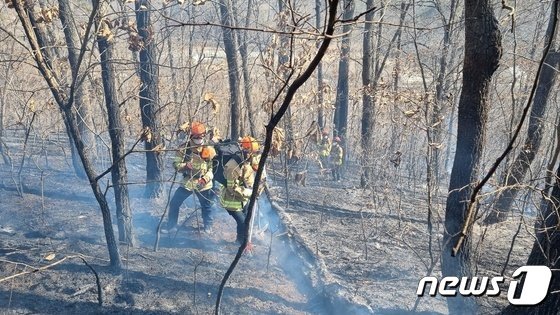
left=213, top=139, right=244, bottom=186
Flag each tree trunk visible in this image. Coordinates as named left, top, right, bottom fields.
left=485, top=2, right=560, bottom=224
left=442, top=0, right=502, bottom=313
left=360, top=0, right=375, bottom=188
left=13, top=0, right=122, bottom=269
left=432, top=0, right=459, bottom=185
left=38, top=0, right=63, bottom=59
left=136, top=0, right=164, bottom=198
left=163, top=5, right=180, bottom=112
left=277, top=0, right=295, bottom=164
left=218, top=0, right=241, bottom=140
left=58, top=0, right=92, bottom=180
left=25, top=1, right=84, bottom=179
left=315, top=0, right=325, bottom=130
left=233, top=0, right=256, bottom=136
left=95, top=10, right=134, bottom=246
left=333, top=0, right=354, bottom=142
left=501, top=161, right=560, bottom=314
left=389, top=1, right=408, bottom=153
left=62, top=107, right=122, bottom=268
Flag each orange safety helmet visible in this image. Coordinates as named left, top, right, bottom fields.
left=190, top=121, right=206, bottom=137
left=201, top=146, right=216, bottom=160
left=239, top=136, right=259, bottom=153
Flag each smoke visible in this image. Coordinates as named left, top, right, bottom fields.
left=251, top=196, right=333, bottom=314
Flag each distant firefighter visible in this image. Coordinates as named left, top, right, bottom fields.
left=330, top=136, right=343, bottom=181
left=317, top=130, right=332, bottom=170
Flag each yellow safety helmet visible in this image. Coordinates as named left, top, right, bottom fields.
left=239, top=136, right=259, bottom=153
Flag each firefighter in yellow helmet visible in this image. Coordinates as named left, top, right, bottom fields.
left=219, top=136, right=260, bottom=243
left=162, top=121, right=216, bottom=234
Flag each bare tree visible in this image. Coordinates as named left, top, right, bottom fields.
left=95, top=0, right=134, bottom=246
left=360, top=0, right=375, bottom=188
left=58, top=0, right=93, bottom=180
left=442, top=0, right=502, bottom=313
left=136, top=0, right=164, bottom=198
left=501, top=161, right=560, bottom=314
left=232, top=0, right=256, bottom=136
left=315, top=0, right=326, bottom=129
left=11, top=0, right=122, bottom=268
left=333, top=0, right=354, bottom=142
left=277, top=0, right=296, bottom=164
left=485, top=1, right=560, bottom=224
left=218, top=0, right=241, bottom=140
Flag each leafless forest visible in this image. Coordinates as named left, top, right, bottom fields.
left=1, top=0, right=560, bottom=314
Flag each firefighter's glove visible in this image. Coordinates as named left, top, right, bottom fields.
left=196, top=178, right=207, bottom=190
left=242, top=188, right=252, bottom=198
left=178, top=162, right=193, bottom=172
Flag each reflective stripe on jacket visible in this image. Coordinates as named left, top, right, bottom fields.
left=220, top=159, right=254, bottom=211
left=174, top=142, right=214, bottom=191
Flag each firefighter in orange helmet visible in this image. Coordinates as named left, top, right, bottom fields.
left=162, top=121, right=216, bottom=234
left=219, top=136, right=261, bottom=243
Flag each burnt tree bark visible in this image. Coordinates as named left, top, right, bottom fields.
left=136, top=0, right=164, bottom=198
left=95, top=8, right=134, bottom=246
left=442, top=0, right=501, bottom=313
left=360, top=0, right=375, bottom=188
left=13, top=0, right=122, bottom=269
left=333, top=0, right=354, bottom=143
left=485, top=1, right=560, bottom=224
left=218, top=0, right=241, bottom=140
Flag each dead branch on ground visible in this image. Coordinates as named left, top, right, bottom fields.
left=0, top=254, right=103, bottom=305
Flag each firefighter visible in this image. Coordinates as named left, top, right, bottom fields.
left=330, top=136, right=343, bottom=181
left=318, top=130, right=331, bottom=169
left=162, top=121, right=216, bottom=234
left=219, top=136, right=260, bottom=244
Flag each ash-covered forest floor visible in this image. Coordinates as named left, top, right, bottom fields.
left=0, top=136, right=536, bottom=314
left=268, top=162, right=536, bottom=314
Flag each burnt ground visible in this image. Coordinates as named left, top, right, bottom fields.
left=0, top=136, right=537, bottom=314
left=267, top=163, right=536, bottom=315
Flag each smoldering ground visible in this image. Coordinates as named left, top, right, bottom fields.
left=0, top=137, right=345, bottom=314
left=1, top=129, right=536, bottom=314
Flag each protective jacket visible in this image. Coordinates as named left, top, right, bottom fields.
left=319, top=137, right=332, bottom=157
left=220, top=158, right=254, bottom=211
left=330, top=143, right=343, bottom=166
left=174, top=140, right=214, bottom=192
